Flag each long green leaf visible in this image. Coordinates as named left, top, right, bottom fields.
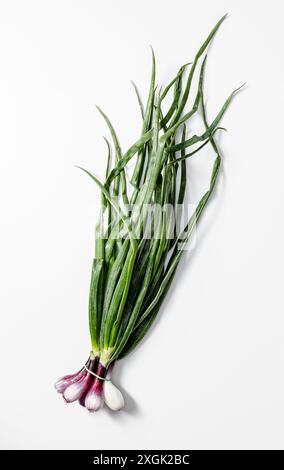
left=76, top=166, right=137, bottom=251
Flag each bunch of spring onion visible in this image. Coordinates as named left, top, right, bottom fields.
left=55, top=14, right=241, bottom=412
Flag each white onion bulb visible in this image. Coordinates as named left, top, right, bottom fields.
left=103, top=380, right=125, bottom=411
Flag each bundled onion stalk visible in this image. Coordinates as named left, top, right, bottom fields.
left=55, top=15, right=241, bottom=412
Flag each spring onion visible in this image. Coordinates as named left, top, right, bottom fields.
left=55, top=14, right=242, bottom=412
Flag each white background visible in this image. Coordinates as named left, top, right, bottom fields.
left=0, top=0, right=284, bottom=450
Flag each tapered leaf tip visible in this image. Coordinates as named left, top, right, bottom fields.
left=103, top=136, right=110, bottom=145
left=234, top=82, right=246, bottom=94
left=130, top=80, right=138, bottom=91
left=75, top=164, right=86, bottom=174
left=149, top=45, right=156, bottom=64
left=215, top=13, right=228, bottom=28
left=75, top=164, right=86, bottom=171
left=95, top=105, right=108, bottom=119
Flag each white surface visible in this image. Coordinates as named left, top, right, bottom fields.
left=0, top=0, right=284, bottom=450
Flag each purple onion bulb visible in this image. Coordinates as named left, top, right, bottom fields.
left=62, top=357, right=97, bottom=403
left=84, top=363, right=106, bottom=412
left=54, top=367, right=86, bottom=394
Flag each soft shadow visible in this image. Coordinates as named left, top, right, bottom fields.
left=103, top=154, right=226, bottom=419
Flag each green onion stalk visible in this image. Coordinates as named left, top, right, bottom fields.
left=55, top=14, right=242, bottom=412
